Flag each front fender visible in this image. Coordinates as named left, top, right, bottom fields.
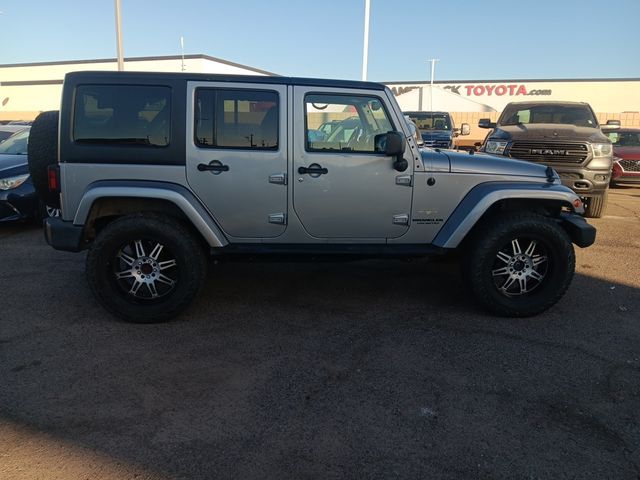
left=432, top=181, right=582, bottom=249
left=74, top=180, right=228, bottom=247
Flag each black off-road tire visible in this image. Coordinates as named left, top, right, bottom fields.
left=463, top=213, right=575, bottom=317
left=86, top=213, right=208, bottom=323
left=584, top=191, right=608, bottom=218
left=27, top=110, right=60, bottom=207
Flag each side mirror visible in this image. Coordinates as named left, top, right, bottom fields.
left=460, top=123, right=471, bottom=136
left=603, top=119, right=621, bottom=130
left=478, top=118, right=496, bottom=129
left=374, top=131, right=405, bottom=155
left=375, top=131, right=407, bottom=172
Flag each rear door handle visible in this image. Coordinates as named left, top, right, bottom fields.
left=198, top=160, right=229, bottom=174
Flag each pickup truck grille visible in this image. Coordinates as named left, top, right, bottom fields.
left=423, top=140, right=450, bottom=148
left=507, top=142, right=589, bottom=164
left=619, top=159, right=640, bottom=172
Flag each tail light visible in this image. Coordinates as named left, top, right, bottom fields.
left=47, top=165, right=60, bottom=193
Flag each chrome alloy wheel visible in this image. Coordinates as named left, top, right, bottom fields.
left=491, top=238, right=548, bottom=296
left=113, top=240, right=178, bottom=300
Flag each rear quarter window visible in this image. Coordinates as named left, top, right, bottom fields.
left=73, top=85, right=171, bottom=147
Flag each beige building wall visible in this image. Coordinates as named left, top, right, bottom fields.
left=0, top=55, right=273, bottom=121
left=388, top=79, right=640, bottom=113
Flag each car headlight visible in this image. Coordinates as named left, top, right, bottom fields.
left=0, top=173, right=29, bottom=190
left=592, top=143, right=612, bottom=157
left=588, top=143, right=613, bottom=169
left=485, top=140, right=508, bottom=154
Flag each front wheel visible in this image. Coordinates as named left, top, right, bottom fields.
left=584, top=191, right=608, bottom=218
left=463, top=213, right=575, bottom=317
left=86, top=213, right=207, bottom=323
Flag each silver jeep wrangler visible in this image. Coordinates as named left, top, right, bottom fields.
left=29, top=71, right=595, bottom=322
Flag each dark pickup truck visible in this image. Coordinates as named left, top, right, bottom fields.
left=405, top=111, right=470, bottom=150
left=479, top=101, right=619, bottom=218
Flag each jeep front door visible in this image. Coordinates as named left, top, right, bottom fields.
left=293, top=88, right=413, bottom=239
left=186, top=82, right=287, bottom=238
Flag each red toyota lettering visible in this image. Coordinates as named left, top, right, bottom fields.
left=473, top=86, right=485, bottom=96
left=495, top=85, right=507, bottom=96
left=516, top=85, right=527, bottom=95
left=465, top=85, right=474, bottom=96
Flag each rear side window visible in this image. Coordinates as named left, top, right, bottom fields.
left=195, top=89, right=278, bottom=150
left=73, top=85, right=171, bottom=147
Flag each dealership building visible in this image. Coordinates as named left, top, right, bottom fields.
left=1, top=55, right=639, bottom=144
left=386, top=78, right=640, bottom=145
left=0, top=54, right=273, bottom=121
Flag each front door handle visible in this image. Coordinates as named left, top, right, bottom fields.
left=198, top=160, right=229, bottom=174
left=298, top=163, right=328, bottom=175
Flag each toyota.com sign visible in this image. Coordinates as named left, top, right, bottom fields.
left=386, top=78, right=640, bottom=113
left=443, top=84, right=552, bottom=97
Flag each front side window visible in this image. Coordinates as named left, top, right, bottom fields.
left=305, top=94, right=394, bottom=153
left=195, top=89, right=278, bottom=150
left=73, top=85, right=170, bottom=147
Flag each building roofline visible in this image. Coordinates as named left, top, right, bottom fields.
left=0, top=54, right=278, bottom=76
left=384, top=77, right=640, bottom=84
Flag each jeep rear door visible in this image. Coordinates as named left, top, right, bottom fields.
left=292, top=87, right=413, bottom=239
left=186, top=82, right=288, bottom=238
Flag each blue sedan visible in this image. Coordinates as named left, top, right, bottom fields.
left=0, top=128, right=59, bottom=222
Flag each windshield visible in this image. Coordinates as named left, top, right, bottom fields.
left=499, top=105, right=597, bottom=127
left=605, top=130, right=640, bottom=147
left=0, top=128, right=30, bottom=155
left=406, top=113, right=451, bottom=131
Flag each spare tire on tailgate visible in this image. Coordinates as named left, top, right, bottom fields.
left=28, top=110, right=60, bottom=208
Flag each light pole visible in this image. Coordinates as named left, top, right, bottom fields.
left=361, top=0, right=371, bottom=81
left=180, top=36, right=185, bottom=71
left=427, top=58, right=439, bottom=111
left=114, top=0, right=124, bottom=71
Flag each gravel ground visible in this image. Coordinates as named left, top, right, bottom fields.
left=1, top=188, right=639, bottom=480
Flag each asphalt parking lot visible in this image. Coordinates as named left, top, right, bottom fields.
left=1, top=189, right=640, bottom=480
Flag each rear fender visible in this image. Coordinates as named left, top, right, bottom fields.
left=74, top=180, right=228, bottom=247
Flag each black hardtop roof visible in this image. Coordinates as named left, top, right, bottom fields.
left=64, top=71, right=387, bottom=91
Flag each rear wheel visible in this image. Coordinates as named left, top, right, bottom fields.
left=463, top=213, right=575, bottom=317
left=584, top=191, right=608, bottom=218
left=86, top=213, right=207, bottom=323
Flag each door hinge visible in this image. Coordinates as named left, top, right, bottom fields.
left=392, top=214, right=410, bottom=225
left=268, top=213, right=287, bottom=225
left=269, top=173, right=287, bottom=185
left=395, top=175, right=413, bottom=186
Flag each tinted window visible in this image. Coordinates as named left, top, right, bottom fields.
left=305, top=94, right=393, bottom=153
left=195, top=89, right=278, bottom=150
left=606, top=131, right=640, bottom=147
left=499, top=104, right=597, bottom=127
left=407, top=113, right=451, bottom=131
left=73, top=85, right=170, bottom=147
left=0, top=128, right=30, bottom=155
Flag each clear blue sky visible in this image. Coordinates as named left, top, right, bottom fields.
left=1, top=0, right=639, bottom=81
